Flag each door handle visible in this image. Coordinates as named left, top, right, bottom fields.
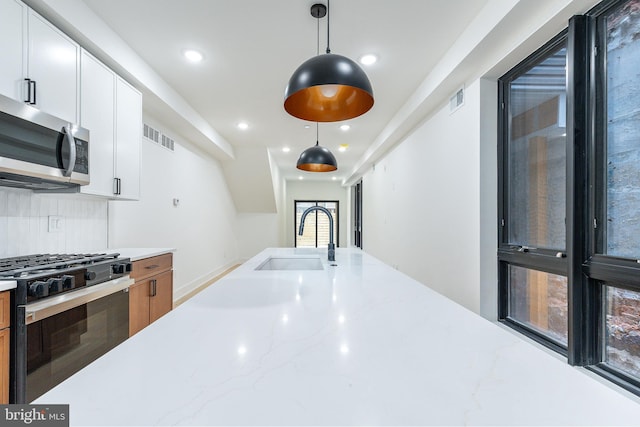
left=113, top=178, right=121, bottom=195
left=150, top=279, right=157, bottom=297
left=24, top=78, right=36, bottom=104
left=61, top=126, right=77, bottom=177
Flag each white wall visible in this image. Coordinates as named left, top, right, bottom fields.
left=0, top=188, right=108, bottom=258
left=285, top=180, right=348, bottom=248
left=235, top=213, right=279, bottom=261
left=108, top=116, right=239, bottom=301
left=362, top=81, right=483, bottom=313
left=233, top=151, right=288, bottom=261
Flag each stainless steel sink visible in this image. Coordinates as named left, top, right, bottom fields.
left=255, top=257, right=324, bottom=271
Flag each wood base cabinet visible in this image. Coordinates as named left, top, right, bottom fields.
left=0, top=290, right=10, bottom=404
left=129, top=254, right=173, bottom=337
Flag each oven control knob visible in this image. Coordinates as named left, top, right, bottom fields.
left=29, top=281, right=49, bottom=298
left=112, top=263, right=130, bottom=274
left=61, top=274, right=75, bottom=290
left=85, top=271, right=97, bottom=281
left=46, top=278, right=62, bottom=293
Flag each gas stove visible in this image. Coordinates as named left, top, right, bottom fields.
left=3, top=252, right=134, bottom=403
left=0, top=253, right=132, bottom=302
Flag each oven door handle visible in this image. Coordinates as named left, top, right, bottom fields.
left=24, top=276, right=134, bottom=325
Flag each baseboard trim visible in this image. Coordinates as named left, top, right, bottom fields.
left=173, top=261, right=242, bottom=307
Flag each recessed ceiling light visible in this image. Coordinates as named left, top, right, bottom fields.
left=332, top=177, right=337, bottom=181
left=359, top=54, right=377, bottom=66
left=282, top=147, right=291, bottom=153
left=340, top=124, right=350, bottom=131
left=298, top=176, right=304, bottom=180
left=237, top=122, right=249, bottom=130
left=183, top=49, right=203, bottom=63
left=338, top=144, right=348, bottom=152
left=304, top=125, right=311, bottom=129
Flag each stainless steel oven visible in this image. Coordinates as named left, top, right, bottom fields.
left=23, top=277, right=131, bottom=402
left=0, top=253, right=132, bottom=403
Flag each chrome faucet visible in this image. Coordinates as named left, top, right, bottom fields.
left=298, top=206, right=335, bottom=262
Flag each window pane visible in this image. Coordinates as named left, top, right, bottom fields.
left=507, top=45, right=567, bottom=249
left=605, top=2, right=640, bottom=258
left=316, top=202, right=337, bottom=247
left=295, top=201, right=338, bottom=248
left=295, top=202, right=316, bottom=248
left=604, top=286, right=640, bottom=380
left=508, top=265, right=568, bottom=345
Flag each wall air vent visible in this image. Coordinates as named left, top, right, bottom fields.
left=449, top=86, right=464, bottom=114
left=161, top=134, right=175, bottom=151
left=143, top=123, right=175, bottom=152
left=143, top=123, right=160, bottom=142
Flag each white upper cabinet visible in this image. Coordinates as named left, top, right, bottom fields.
left=80, top=50, right=141, bottom=200
left=27, top=10, right=79, bottom=124
left=0, top=0, right=26, bottom=101
left=1, top=0, right=141, bottom=200
left=0, top=0, right=79, bottom=124
left=114, top=77, right=141, bottom=200
left=80, top=50, right=115, bottom=198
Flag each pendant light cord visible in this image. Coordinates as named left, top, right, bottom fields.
left=316, top=8, right=320, bottom=56
left=326, top=0, right=331, bottom=54
left=316, top=122, right=319, bottom=146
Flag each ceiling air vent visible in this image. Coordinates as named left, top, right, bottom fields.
left=449, top=86, right=464, bottom=114
left=143, top=123, right=175, bottom=152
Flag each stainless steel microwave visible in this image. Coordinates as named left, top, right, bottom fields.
left=0, top=93, right=89, bottom=190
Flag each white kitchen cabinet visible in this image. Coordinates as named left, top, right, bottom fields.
left=80, top=50, right=141, bottom=200
left=114, top=78, right=142, bottom=200
left=0, top=0, right=27, bottom=101
left=27, top=9, right=79, bottom=124
left=0, top=0, right=79, bottom=123
left=80, top=50, right=115, bottom=198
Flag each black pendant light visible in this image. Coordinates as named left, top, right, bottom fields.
left=297, top=123, right=337, bottom=172
left=285, top=1, right=374, bottom=122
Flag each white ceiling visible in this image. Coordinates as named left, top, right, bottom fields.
left=80, top=0, right=489, bottom=182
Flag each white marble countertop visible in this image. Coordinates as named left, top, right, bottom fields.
left=36, top=248, right=640, bottom=426
left=0, top=280, right=16, bottom=291
left=106, top=247, right=175, bottom=262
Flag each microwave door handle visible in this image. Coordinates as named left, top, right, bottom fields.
left=62, top=126, right=77, bottom=177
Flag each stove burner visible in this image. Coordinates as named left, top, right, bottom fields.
left=0, top=253, right=121, bottom=279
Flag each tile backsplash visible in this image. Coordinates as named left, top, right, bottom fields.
left=0, top=187, right=108, bottom=258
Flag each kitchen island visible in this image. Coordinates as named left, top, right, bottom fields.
left=37, top=248, right=640, bottom=425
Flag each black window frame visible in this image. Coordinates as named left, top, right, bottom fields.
left=353, top=180, right=363, bottom=249
left=497, top=29, right=570, bottom=356
left=498, top=0, right=640, bottom=397
left=293, top=200, right=340, bottom=248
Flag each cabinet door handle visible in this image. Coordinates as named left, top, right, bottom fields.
left=150, top=279, right=157, bottom=297
left=31, top=79, right=37, bottom=104
left=113, top=177, right=122, bottom=195
left=24, top=78, right=36, bottom=104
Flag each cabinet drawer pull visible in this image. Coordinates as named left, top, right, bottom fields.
left=145, top=264, right=159, bottom=270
